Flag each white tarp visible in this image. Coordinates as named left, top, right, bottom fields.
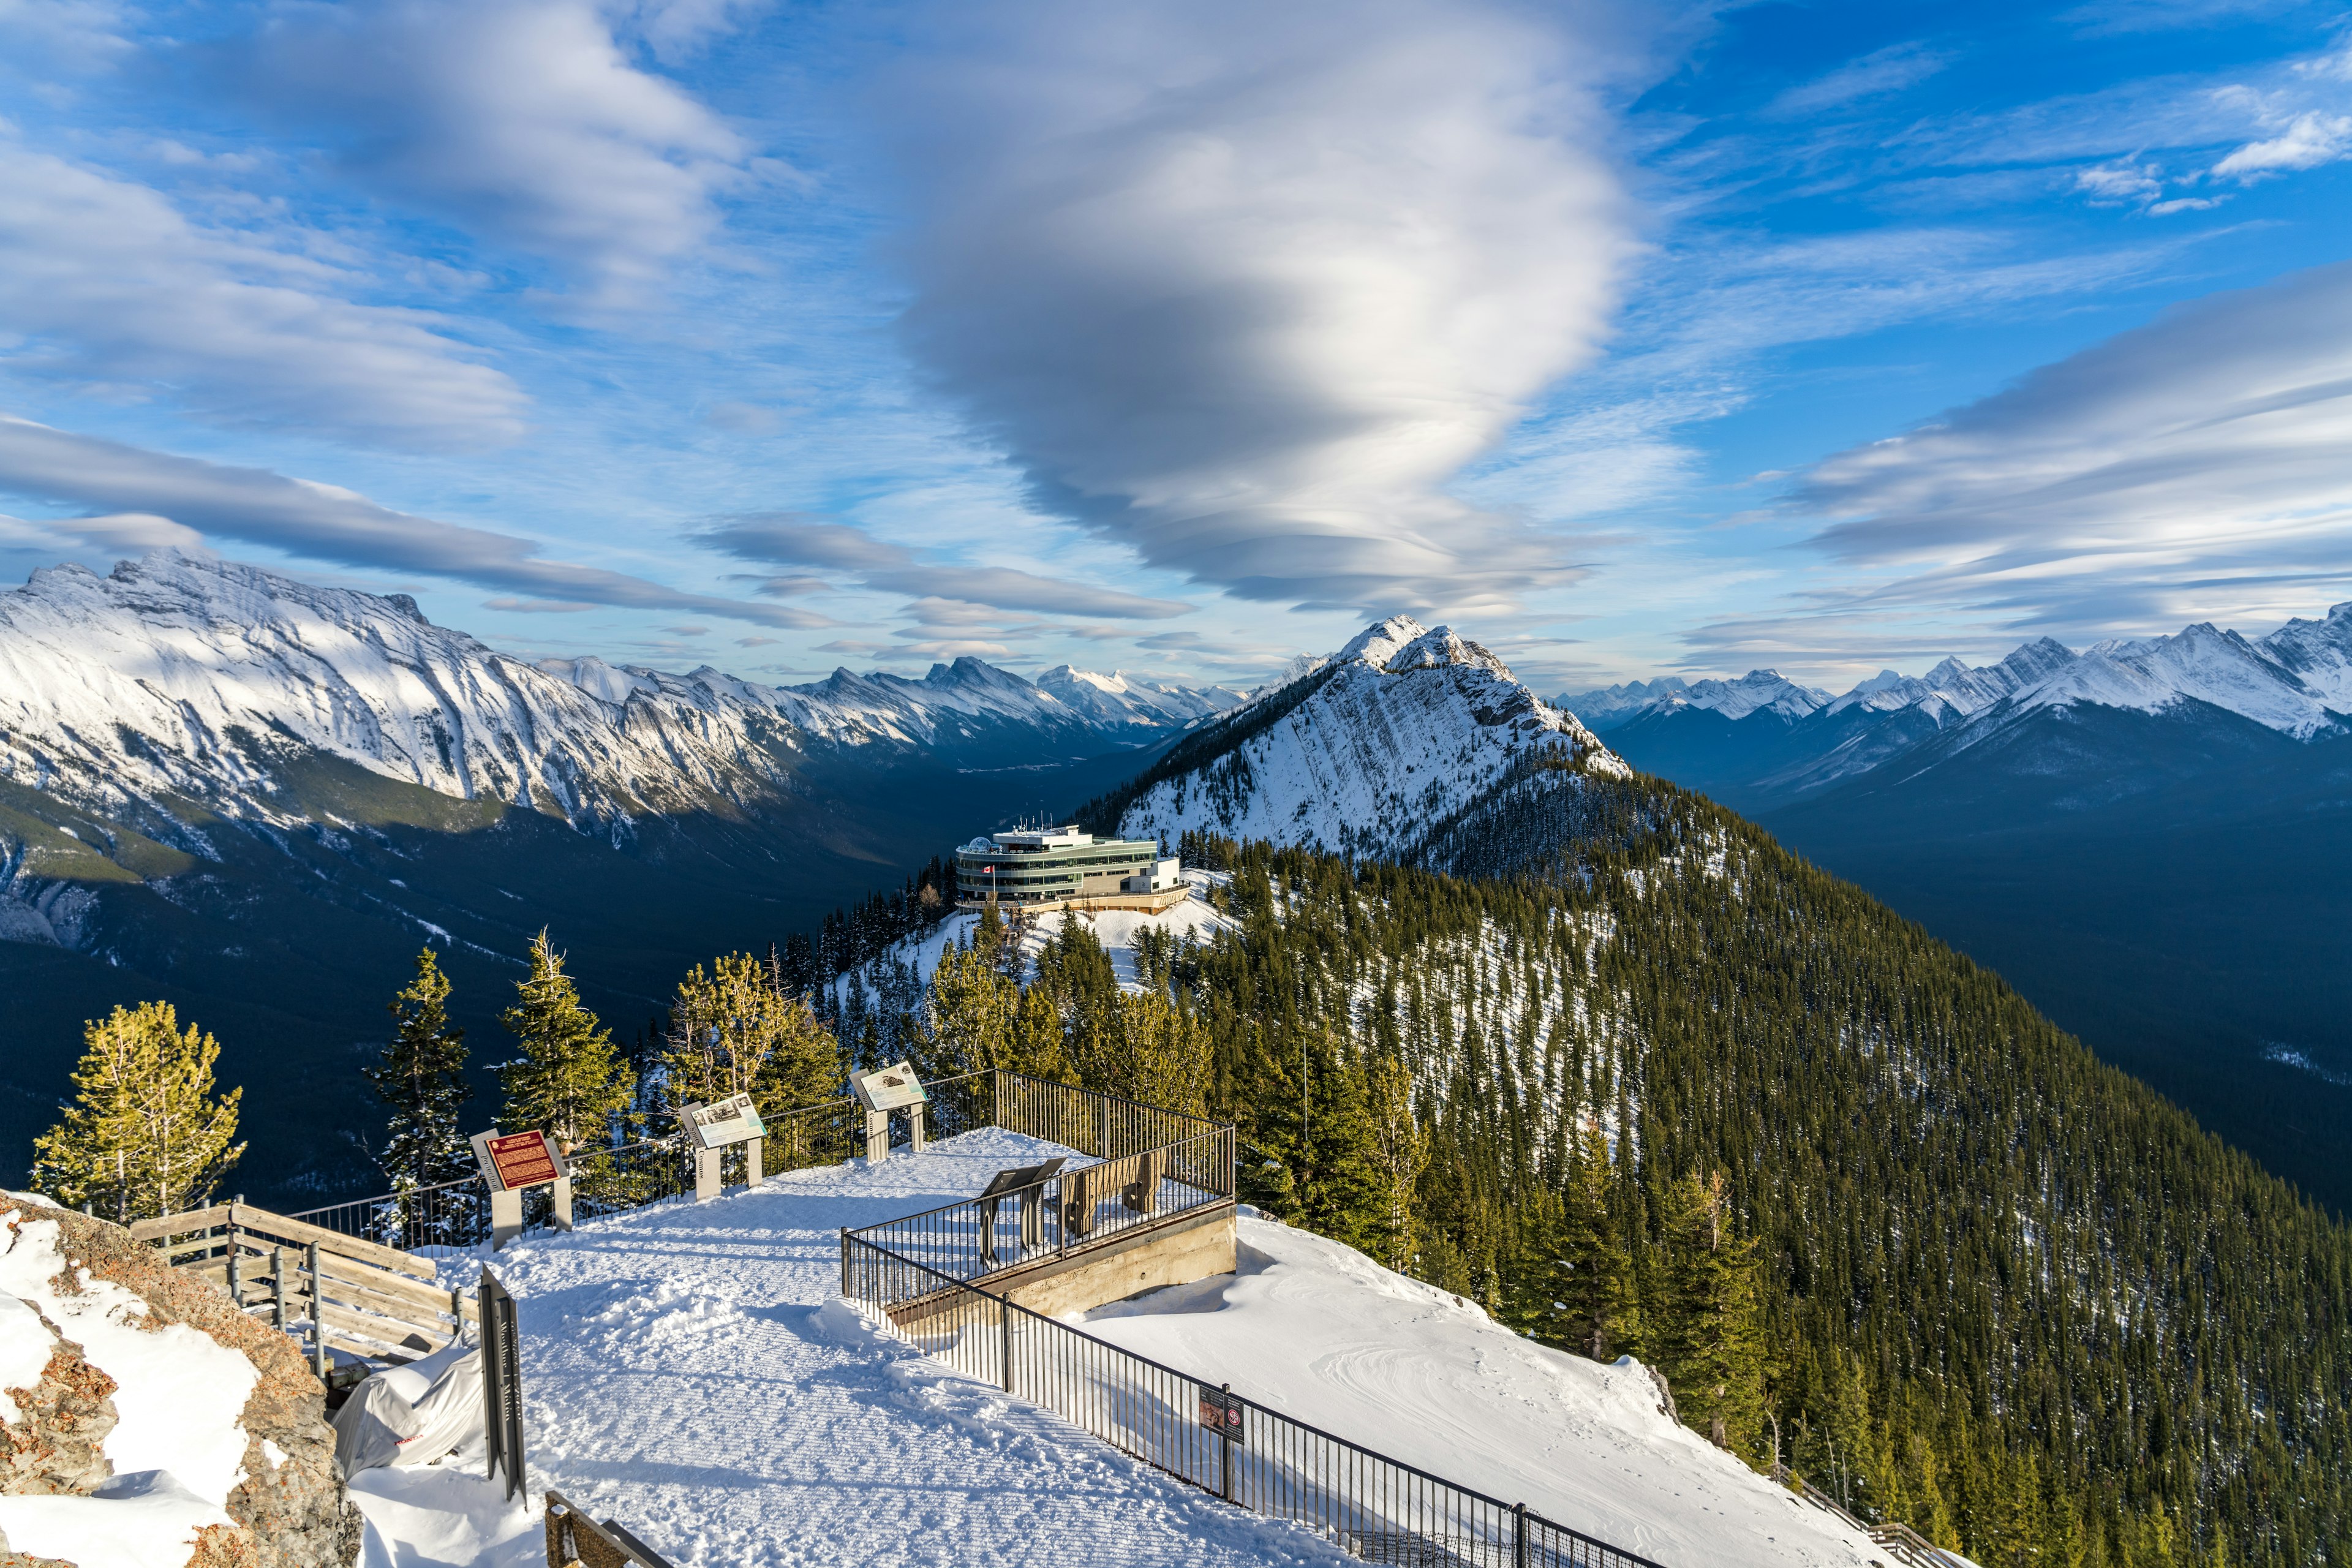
left=332, top=1343, right=483, bottom=1479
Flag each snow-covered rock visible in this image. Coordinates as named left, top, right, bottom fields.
left=1114, top=616, right=1627, bottom=861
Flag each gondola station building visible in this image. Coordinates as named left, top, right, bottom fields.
left=953, top=824, right=1186, bottom=913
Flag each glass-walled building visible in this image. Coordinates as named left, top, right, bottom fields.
left=954, top=825, right=1180, bottom=908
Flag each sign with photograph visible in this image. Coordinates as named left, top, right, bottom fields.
left=683, top=1093, right=767, bottom=1152
left=852, top=1061, right=928, bottom=1113
left=473, top=1129, right=564, bottom=1193
left=1197, top=1384, right=1245, bottom=1443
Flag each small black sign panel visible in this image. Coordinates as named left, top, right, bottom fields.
left=1197, top=1384, right=1245, bottom=1444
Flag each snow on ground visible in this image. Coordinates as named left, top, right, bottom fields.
left=424, top=1128, right=1352, bottom=1568
left=0, top=1204, right=256, bottom=1565
left=1079, top=1216, right=1880, bottom=1568
left=842, top=877, right=1236, bottom=998
left=372, top=1129, right=1888, bottom=1568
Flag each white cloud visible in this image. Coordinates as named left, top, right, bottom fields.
left=241, top=0, right=752, bottom=304
left=0, top=416, right=829, bottom=627
left=1768, top=43, right=1951, bottom=118
left=1791, top=260, right=2352, bottom=634
left=698, top=515, right=1195, bottom=619
left=2212, top=109, right=2352, bottom=179
left=884, top=0, right=1635, bottom=615
left=0, top=148, right=526, bottom=447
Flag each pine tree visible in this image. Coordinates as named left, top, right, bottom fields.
left=1558, top=1115, right=1640, bottom=1361
left=499, top=929, right=635, bottom=1177
left=1363, top=1055, right=1427, bottom=1273
left=365, top=948, right=473, bottom=1203
left=32, top=1001, right=244, bottom=1223
left=665, top=950, right=841, bottom=1114
left=1657, top=1170, right=1767, bottom=1457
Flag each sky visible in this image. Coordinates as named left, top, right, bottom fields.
left=3, top=0, right=2351, bottom=696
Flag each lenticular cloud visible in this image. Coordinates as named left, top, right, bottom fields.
left=889, top=0, right=1632, bottom=615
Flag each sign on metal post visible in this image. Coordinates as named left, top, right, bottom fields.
left=683, top=1093, right=766, bottom=1150
left=469, top=1128, right=573, bottom=1249
left=480, top=1268, right=527, bottom=1502
left=1197, top=1382, right=1245, bottom=1442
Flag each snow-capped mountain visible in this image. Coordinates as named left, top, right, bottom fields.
left=1564, top=601, right=2352, bottom=792
left=1098, top=615, right=1626, bottom=861
left=0, top=551, right=1242, bottom=836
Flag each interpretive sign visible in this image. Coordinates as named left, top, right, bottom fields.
left=473, top=1129, right=563, bottom=1192
left=1197, top=1384, right=1245, bottom=1444
left=852, top=1061, right=928, bottom=1112
left=683, top=1093, right=767, bottom=1152
left=469, top=1128, right=573, bottom=1250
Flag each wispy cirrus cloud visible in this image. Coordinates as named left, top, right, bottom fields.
left=697, top=514, right=1194, bottom=620
left=0, top=147, right=526, bottom=447
left=0, top=417, right=829, bottom=628
left=883, top=0, right=1637, bottom=617
left=1790, top=259, right=2352, bottom=637
left=1768, top=42, right=1952, bottom=118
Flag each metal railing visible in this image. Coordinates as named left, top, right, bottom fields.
left=842, top=1124, right=1234, bottom=1290
left=840, top=1235, right=1668, bottom=1568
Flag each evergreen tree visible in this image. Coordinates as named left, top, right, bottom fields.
left=1363, top=1055, right=1427, bottom=1273
left=1558, top=1115, right=1640, bottom=1360
left=499, top=930, right=635, bottom=1176
left=365, top=948, right=473, bottom=1200
left=32, top=1001, right=244, bottom=1222
left=665, top=949, right=842, bottom=1115
left=1655, top=1171, right=1766, bottom=1457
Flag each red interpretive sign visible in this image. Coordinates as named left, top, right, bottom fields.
left=485, top=1130, right=561, bottom=1191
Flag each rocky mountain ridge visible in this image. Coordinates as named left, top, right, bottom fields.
left=1096, top=614, right=1626, bottom=860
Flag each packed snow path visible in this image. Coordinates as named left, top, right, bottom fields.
left=450, top=1128, right=1352, bottom=1567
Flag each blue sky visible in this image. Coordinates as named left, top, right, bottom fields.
left=3, top=0, right=2351, bottom=695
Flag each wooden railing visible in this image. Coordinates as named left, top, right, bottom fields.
left=131, top=1200, right=474, bottom=1370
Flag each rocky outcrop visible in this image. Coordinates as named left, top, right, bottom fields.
left=1, top=1201, right=361, bottom=1567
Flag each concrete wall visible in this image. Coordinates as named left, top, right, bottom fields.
left=997, top=1204, right=1237, bottom=1319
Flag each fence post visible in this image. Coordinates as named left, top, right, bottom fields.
left=271, top=1246, right=286, bottom=1330
left=224, top=1200, right=242, bottom=1308
left=1513, top=1501, right=1527, bottom=1568
left=306, top=1240, right=326, bottom=1381
left=1000, top=1294, right=1014, bottom=1394
left=1219, top=1383, right=1234, bottom=1502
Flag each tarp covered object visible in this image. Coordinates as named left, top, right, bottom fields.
left=333, top=1343, right=483, bottom=1479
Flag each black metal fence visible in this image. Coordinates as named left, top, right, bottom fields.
left=841, top=1124, right=1233, bottom=1288
left=839, top=1235, right=1668, bottom=1568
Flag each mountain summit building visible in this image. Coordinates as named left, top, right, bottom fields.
left=954, top=826, right=1186, bottom=913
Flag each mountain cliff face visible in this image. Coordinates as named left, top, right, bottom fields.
left=1090, top=616, right=1625, bottom=859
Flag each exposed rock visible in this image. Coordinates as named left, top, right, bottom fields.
left=1, top=1201, right=361, bottom=1567
left=0, top=1315, right=118, bottom=1496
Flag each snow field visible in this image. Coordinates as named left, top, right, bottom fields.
left=1080, top=1216, right=1880, bottom=1568
left=435, top=1129, right=1355, bottom=1567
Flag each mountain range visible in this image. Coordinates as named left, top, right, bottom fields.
left=0, top=551, right=1241, bottom=1199
left=1560, top=604, right=2352, bottom=1213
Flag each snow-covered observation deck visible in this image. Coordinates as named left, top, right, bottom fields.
left=377, top=1120, right=1893, bottom=1568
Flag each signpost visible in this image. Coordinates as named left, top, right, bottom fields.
left=681, top=1093, right=768, bottom=1201
left=975, top=1157, right=1065, bottom=1268
left=480, top=1268, right=526, bottom=1502
left=850, top=1061, right=929, bottom=1164
left=1199, top=1382, right=1245, bottom=1499
left=469, top=1129, right=571, bottom=1251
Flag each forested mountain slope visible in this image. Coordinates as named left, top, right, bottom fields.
left=1172, top=786, right=2350, bottom=1568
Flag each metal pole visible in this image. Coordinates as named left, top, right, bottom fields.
left=1514, top=1501, right=1528, bottom=1568
left=1000, top=1294, right=1014, bottom=1394
left=271, top=1246, right=287, bottom=1330
left=306, top=1240, right=326, bottom=1381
